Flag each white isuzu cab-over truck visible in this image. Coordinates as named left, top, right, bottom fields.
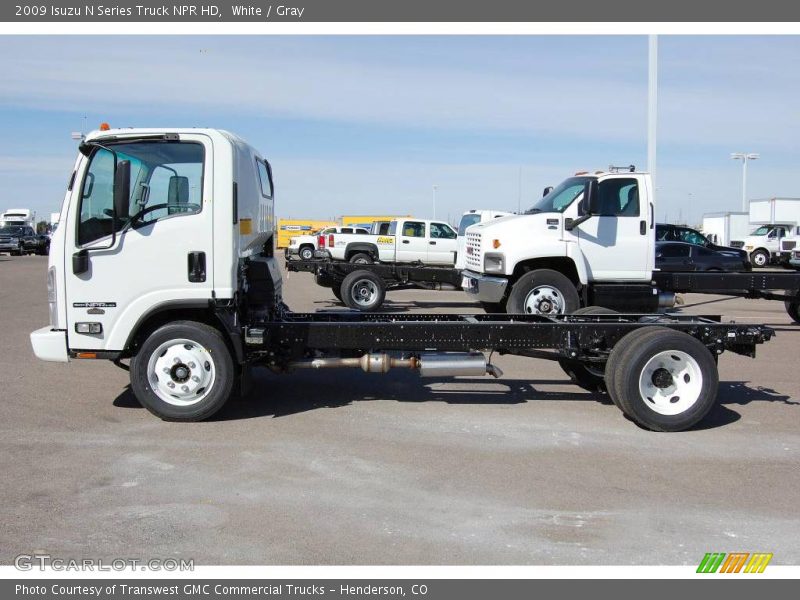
left=30, top=128, right=778, bottom=431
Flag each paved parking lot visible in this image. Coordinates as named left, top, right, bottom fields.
left=1, top=255, right=799, bottom=565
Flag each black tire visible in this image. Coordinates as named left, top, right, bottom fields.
left=299, top=246, right=314, bottom=261
left=349, top=252, right=373, bottom=265
left=786, top=296, right=800, bottom=324
left=609, top=328, right=719, bottom=432
left=506, top=269, right=580, bottom=315
left=314, top=272, right=334, bottom=288
left=558, top=306, right=618, bottom=393
left=480, top=301, right=507, bottom=314
left=129, top=321, right=235, bottom=421
left=751, top=249, right=770, bottom=268
left=341, top=270, right=386, bottom=311
left=605, top=327, right=669, bottom=412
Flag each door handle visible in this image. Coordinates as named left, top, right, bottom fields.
left=188, top=251, right=206, bottom=283
left=429, top=241, right=436, bottom=245
left=402, top=240, right=410, bottom=244
left=640, top=220, right=647, bottom=235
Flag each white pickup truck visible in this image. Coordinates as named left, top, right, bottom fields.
left=317, top=218, right=458, bottom=265
left=286, top=225, right=370, bottom=260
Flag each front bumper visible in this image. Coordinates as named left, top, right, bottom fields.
left=0, top=242, right=20, bottom=252
left=461, top=270, right=509, bottom=303
left=30, top=327, right=69, bottom=362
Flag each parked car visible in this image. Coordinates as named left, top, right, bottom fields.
left=656, top=241, right=751, bottom=272
left=657, top=223, right=744, bottom=253
left=0, top=225, right=48, bottom=255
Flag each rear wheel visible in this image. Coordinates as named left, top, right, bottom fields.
left=506, top=269, right=579, bottom=315
left=607, top=328, right=719, bottom=431
left=751, top=249, right=770, bottom=268
left=299, top=246, right=314, bottom=260
left=130, top=321, right=235, bottom=421
left=349, top=252, right=373, bottom=264
left=558, top=306, right=618, bottom=393
left=341, top=270, right=386, bottom=311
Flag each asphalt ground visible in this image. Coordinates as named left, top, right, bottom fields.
left=1, top=255, right=798, bottom=565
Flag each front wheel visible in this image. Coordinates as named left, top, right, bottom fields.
left=606, top=328, right=719, bottom=432
left=506, top=269, right=579, bottom=315
left=341, top=270, right=386, bottom=311
left=750, top=249, right=770, bottom=268
left=130, top=321, right=235, bottom=421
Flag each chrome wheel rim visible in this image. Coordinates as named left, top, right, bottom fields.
left=351, top=279, right=378, bottom=307
left=147, top=338, right=216, bottom=406
left=523, top=285, right=565, bottom=315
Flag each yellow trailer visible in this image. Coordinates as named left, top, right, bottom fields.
left=276, top=219, right=337, bottom=248
left=341, top=215, right=413, bottom=230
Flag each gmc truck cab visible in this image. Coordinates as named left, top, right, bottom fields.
left=461, top=170, right=663, bottom=313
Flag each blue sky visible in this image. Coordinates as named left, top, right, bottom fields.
left=0, top=35, right=798, bottom=225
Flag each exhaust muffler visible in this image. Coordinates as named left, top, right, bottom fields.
left=288, top=352, right=502, bottom=378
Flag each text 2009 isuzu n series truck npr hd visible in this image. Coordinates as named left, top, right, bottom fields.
left=30, top=128, right=775, bottom=431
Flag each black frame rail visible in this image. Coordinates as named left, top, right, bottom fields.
left=286, top=258, right=462, bottom=287
left=654, top=271, right=800, bottom=301
left=248, top=312, right=774, bottom=361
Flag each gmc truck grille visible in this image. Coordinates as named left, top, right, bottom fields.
left=730, top=240, right=745, bottom=248
left=465, top=232, right=482, bottom=270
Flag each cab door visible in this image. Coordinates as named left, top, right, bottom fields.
left=428, top=222, right=458, bottom=265
left=395, top=220, right=429, bottom=263
left=64, top=134, right=215, bottom=351
left=577, top=176, right=652, bottom=280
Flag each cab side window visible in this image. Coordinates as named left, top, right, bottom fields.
left=596, top=178, right=640, bottom=217
left=402, top=221, right=426, bottom=237
left=430, top=223, right=457, bottom=239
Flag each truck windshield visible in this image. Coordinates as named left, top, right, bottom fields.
left=78, top=141, right=204, bottom=246
left=526, top=177, right=590, bottom=214
left=751, top=226, right=771, bottom=236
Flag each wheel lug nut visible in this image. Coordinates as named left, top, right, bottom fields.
left=192, top=376, right=200, bottom=382
left=163, top=367, right=170, bottom=374
left=188, top=362, right=196, bottom=369
left=181, top=385, right=189, bottom=392
left=173, top=357, right=181, bottom=364
left=167, top=382, right=175, bottom=388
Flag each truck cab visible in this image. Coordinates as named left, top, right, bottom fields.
left=740, top=224, right=796, bottom=267
left=30, top=127, right=279, bottom=364
left=461, top=170, right=656, bottom=313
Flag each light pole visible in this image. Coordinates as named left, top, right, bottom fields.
left=730, top=152, right=759, bottom=212
left=648, top=35, right=658, bottom=196
left=432, top=185, right=438, bottom=219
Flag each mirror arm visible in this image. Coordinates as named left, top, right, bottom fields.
left=565, top=213, right=592, bottom=231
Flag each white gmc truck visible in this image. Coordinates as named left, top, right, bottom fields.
left=461, top=170, right=666, bottom=313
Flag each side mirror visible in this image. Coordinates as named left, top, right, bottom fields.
left=583, top=179, right=600, bottom=215
left=542, top=186, right=554, bottom=197
left=113, top=160, right=131, bottom=221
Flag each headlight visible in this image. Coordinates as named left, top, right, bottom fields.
left=47, top=266, right=58, bottom=328
left=744, top=245, right=753, bottom=251
left=11, top=237, right=20, bottom=243
left=484, top=252, right=505, bottom=274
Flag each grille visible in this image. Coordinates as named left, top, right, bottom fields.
left=730, top=240, right=745, bottom=248
left=782, top=240, right=796, bottom=251
left=465, top=232, right=482, bottom=270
